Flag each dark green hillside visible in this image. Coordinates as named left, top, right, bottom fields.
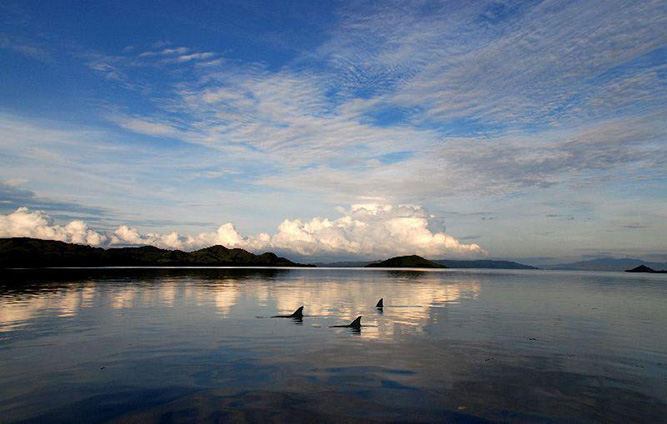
left=365, top=255, right=446, bottom=268
left=0, top=237, right=308, bottom=268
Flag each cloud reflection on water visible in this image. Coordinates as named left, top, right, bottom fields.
left=0, top=268, right=666, bottom=423
left=0, top=286, right=92, bottom=332
left=0, top=269, right=479, bottom=339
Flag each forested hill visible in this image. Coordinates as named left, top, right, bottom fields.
left=0, top=237, right=309, bottom=268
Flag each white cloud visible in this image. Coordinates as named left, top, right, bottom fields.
left=0, top=34, right=50, bottom=61
left=94, top=0, right=666, bottom=204
left=0, top=205, right=484, bottom=259
left=3, top=1, right=665, bottom=261
left=0, top=207, right=107, bottom=246
left=138, top=47, right=189, bottom=57
left=263, top=204, right=485, bottom=258
left=2, top=179, right=28, bottom=187
left=114, top=117, right=178, bottom=137
left=176, top=52, right=214, bottom=62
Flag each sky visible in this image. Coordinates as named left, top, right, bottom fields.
left=0, top=0, right=666, bottom=264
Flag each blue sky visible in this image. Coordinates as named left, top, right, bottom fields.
left=0, top=0, right=666, bottom=263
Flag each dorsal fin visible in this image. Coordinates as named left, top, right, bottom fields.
left=376, top=298, right=383, bottom=308
left=349, top=316, right=362, bottom=328
left=290, top=306, right=304, bottom=318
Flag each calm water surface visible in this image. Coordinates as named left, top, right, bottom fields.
left=0, top=268, right=666, bottom=423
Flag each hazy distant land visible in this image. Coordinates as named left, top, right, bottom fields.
left=315, top=259, right=537, bottom=269
left=543, top=258, right=667, bottom=272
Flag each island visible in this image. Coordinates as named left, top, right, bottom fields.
left=365, top=255, right=446, bottom=268
left=0, top=237, right=310, bottom=268
left=625, top=265, right=667, bottom=274
left=433, top=259, right=537, bottom=269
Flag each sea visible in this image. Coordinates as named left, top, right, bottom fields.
left=0, top=267, right=666, bottom=423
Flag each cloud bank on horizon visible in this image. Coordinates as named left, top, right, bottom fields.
left=0, top=205, right=484, bottom=259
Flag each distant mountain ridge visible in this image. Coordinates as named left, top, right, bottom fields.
left=312, top=261, right=371, bottom=267
left=365, top=255, right=446, bottom=268
left=315, top=259, right=536, bottom=269
left=0, top=237, right=308, bottom=268
left=544, top=257, right=667, bottom=272
left=433, top=259, right=537, bottom=269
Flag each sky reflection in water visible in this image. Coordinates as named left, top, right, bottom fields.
left=0, top=268, right=666, bottom=423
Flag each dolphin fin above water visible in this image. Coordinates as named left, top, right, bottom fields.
left=331, top=316, right=362, bottom=329
left=290, top=306, right=304, bottom=318
left=376, top=298, right=383, bottom=308
left=272, top=306, right=304, bottom=318
left=348, top=316, right=362, bottom=329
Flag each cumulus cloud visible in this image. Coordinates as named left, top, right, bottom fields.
left=0, top=207, right=107, bottom=246
left=0, top=205, right=484, bottom=259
